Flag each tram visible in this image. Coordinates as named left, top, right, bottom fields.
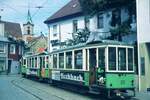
left=21, top=52, right=49, bottom=80
left=21, top=40, right=135, bottom=98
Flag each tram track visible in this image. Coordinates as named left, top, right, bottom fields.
left=11, top=78, right=65, bottom=100
left=11, top=80, right=43, bottom=100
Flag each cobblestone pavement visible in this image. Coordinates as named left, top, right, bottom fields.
left=0, top=75, right=149, bottom=100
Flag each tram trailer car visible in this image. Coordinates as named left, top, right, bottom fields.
left=49, top=40, right=135, bottom=98
left=21, top=40, right=135, bottom=98
left=21, top=53, right=50, bottom=81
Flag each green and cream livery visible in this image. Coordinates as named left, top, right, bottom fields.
left=21, top=40, right=135, bottom=98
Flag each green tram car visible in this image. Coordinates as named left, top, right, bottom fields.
left=21, top=40, right=135, bottom=98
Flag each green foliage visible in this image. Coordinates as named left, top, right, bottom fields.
left=109, top=21, right=132, bottom=41
left=66, top=29, right=90, bottom=46
left=79, top=0, right=135, bottom=16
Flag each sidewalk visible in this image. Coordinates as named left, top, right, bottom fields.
left=134, top=91, right=150, bottom=100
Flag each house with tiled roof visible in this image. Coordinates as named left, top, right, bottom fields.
left=0, top=20, right=24, bottom=74
left=25, top=33, right=48, bottom=55
left=44, top=0, right=136, bottom=52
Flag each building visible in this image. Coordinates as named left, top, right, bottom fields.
left=0, top=20, right=23, bottom=74
left=136, top=0, right=150, bottom=91
left=44, top=0, right=136, bottom=52
left=25, top=33, right=48, bottom=55
left=22, top=10, right=34, bottom=43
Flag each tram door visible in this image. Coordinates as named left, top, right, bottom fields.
left=89, top=48, right=97, bottom=85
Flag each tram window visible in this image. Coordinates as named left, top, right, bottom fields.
left=46, top=56, right=49, bottom=68
left=32, top=58, right=34, bottom=68
left=40, top=57, right=42, bottom=68
left=128, top=48, right=133, bottom=71
left=35, top=57, right=37, bottom=67
left=53, top=54, right=57, bottom=68
left=108, top=47, right=116, bottom=70
left=28, top=59, right=30, bottom=68
left=75, top=50, right=83, bottom=69
left=42, top=57, right=45, bottom=68
left=118, top=48, right=126, bottom=71
left=59, top=53, right=64, bottom=68
left=66, top=52, right=72, bottom=69
left=98, top=48, right=105, bottom=67
left=30, top=58, right=32, bottom=68
left=23, top=59, right=26, bottom=65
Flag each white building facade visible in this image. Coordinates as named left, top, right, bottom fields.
left=45, top=0, right=134, bottom=52
left=136, top=0, right=150, bottom=91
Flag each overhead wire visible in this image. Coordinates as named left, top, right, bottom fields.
left=0, top=2, right=25, bottom=16
left=31, top=0, right=49, bottom=18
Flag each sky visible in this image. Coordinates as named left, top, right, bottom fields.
left=0, top=0, right=71, bottom=35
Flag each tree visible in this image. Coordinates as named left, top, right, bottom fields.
left=79, top=0, right=136, bottom=41
left=66, top=28, right=90, bottom=46
left=79, top=0, right=135, bottom=16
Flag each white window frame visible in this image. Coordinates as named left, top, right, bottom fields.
left=10, top=44, right=16, bottom=54
left=107, top=45, right=134, bottom=73
left=53, top=24, right=57, bottom=37
left=0, top=43, right=5, bottom=53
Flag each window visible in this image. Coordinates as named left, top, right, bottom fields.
left=35, top=57, right=37, bottom=68
left=32, top=58, right=34, bottom=68
left=98, top=48, right=105, bottom=67
left=0, top=23, right=4, bottom=36
left=89, top=48, right=96, bottom=68
left=19, top=46, right=22, bottom=55
left=53, top=25, right=57, bottom=36
left=108, top=47, right=116, bottom=70
left=46, top=56, right=49, bottom=68
left=75, top=50, right=83, bottom=69
left=43, top=57, right=45, bottom=68
left=85, top=17, right=90, bottom=30
left=118, top=48, right=126, bottom=71
left=59, top=53, right=64, bottom=69
left=0, top=60, right=5, bottom=71
left=66, top=52, right=72, bottom=69
left=29, top=58, right=32, bottom=68
left=128, top=48, right=134, bottom=71
left=141, top=57, right=145, bottom=75
left=27, top=26, right=30, bottom=35
left=23, top=59, right=26, bottom=65
left=10, top=44, right=16, bottom=54
left=53, top=54, right=57, bottom=68
left=73, top=20, right=78, bottom=32
left=97, top=14, right=104, bottom=29
left=0, top=43, right=5, bottom=53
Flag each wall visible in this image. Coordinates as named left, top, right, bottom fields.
left=47, top=8, right=130, bottom=52
left=136, top=0, right=150, bottom=91
left=48, top=16, right=85, bottom=52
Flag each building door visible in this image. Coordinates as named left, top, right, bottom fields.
left=89, top=48, right=97, bottom=85
left=8, top=60, right=12, bottom=73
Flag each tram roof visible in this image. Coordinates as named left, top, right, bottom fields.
left=50, top=40, right=133, bottom=53
left=23, top=52, right=48, bottom=58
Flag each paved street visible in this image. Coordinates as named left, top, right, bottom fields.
left=0, top=75, right=150, bottom=100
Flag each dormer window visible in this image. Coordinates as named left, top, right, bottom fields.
left=72, top=4, right=77, bottom=8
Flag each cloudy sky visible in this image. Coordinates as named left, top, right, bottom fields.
left=0, top=0, right=70, bottom=35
